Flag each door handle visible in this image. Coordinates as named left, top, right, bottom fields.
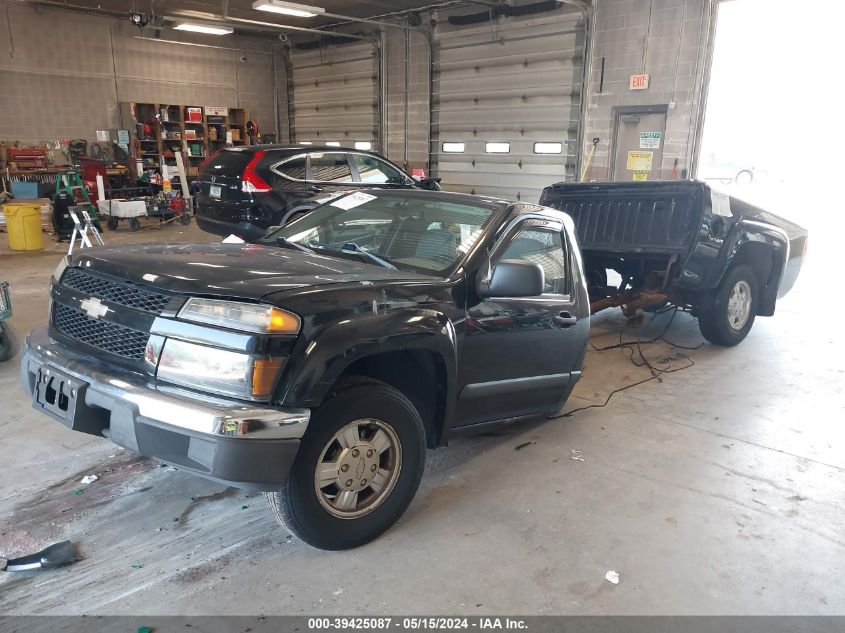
left=307, top=185, right=324, bottom=193
left=553, top=311, right=577, bottom=328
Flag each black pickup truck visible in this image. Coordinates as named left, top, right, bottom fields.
left=21, top=183, right=805, bottom=549
left=22, top=190, right=590, bottom=549
left=540, top=181, right=807, bottom=345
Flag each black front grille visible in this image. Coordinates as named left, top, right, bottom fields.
left=61, top=268, right=171, bottom=315
left=53, top=303, right=149, bottom=360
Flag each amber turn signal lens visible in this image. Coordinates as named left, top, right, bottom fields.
left=268, top=307, right=301, bottom=334
left=252, top=358, right=284, bottom=398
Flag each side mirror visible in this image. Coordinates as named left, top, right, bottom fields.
left=478, top=259, right=544, bottom=298
left=264, top=225, right=281, bottom=236
left=417, top=177, right=442, bottom=191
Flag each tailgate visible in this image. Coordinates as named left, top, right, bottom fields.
left=198, top=150, right=253, bottom=222
left=539, top=181, right=706, bottom=255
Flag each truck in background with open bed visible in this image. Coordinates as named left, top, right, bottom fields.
left=539, top=180, right=808, bottom=345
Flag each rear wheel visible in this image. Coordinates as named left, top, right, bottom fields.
left=285, top=211, right=308, bottom=225
left=128, top=217, right=141, bottom=232
left=107, top=216, right=119, bottom=231
left=735, top=169, right=754, bottom=185
left=0, top=322, right=19, bottom=362
left=266, top=377, right=426, bottom=550
left=179, top=213, right=191, bottom=225
left=698, top=264, right=758, bottom=346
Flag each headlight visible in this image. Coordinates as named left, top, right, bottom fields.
left=178, top=298, right=300, bottom=334
left=156, top=339, right=283, bottom=399
left=52, top=256, right=71, bottom=283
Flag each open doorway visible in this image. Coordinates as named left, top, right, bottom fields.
left=696, top=0, right=841, bottom=236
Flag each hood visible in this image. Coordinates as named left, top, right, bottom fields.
left=71, top=243, right=435, bottom=300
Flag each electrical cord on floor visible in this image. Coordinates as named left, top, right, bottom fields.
left=551, top=305, right=702, bottom=419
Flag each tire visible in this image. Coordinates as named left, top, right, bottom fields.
left=585, top=266, right=608, bottom=297
left=0, top=322, right=19, bottom=362
left=698, top=264, right=758, bottom=346
left=285, top=211, right=308, bottom=225
left=179, top=213, right=191, bottom=225
left=735, top=170, right=754, bottom=185
left=128, top=217, right=141, bottom=232
left=266, top=377, right=426, bottom=550
left=107, top=216, right=119, bottom=231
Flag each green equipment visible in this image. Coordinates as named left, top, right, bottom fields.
left=54, top=171, right=100, bottom=228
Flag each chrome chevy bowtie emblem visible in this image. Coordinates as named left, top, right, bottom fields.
left=80, top=297, right=108, bottom=319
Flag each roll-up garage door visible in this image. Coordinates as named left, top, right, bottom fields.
left=289, top=42, right=379, bottom=148
left=432, top=6, right=586, bottom=203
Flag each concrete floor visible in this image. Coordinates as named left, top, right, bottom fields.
left=0, top=214, right=842, bottom=615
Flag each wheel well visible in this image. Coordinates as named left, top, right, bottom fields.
left=337, top=350, right=447, bottom=449
left=732, top=241, right=777, bottom=316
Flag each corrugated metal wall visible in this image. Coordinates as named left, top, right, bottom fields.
left=288, top=42, right=380, bottom=148
left=432, top=6, right=587, bottom=203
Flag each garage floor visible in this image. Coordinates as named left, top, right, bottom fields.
left=0, top=219, right=841, bottom=615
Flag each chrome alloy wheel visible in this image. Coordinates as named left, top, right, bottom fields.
left=314, top=419, right=402, bottom=519
left=727, top=279, right=752, bottom=331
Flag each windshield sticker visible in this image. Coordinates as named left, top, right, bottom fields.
left=331, top=192, right=377, bottom=210
left=313, top=192, right=345, bottom=205
left=711, top=189, right=733, bottom=218
left=222, top=234, right=245, bottom=243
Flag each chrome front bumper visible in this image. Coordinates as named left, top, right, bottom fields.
left=21, top=327, right=310, bottom=490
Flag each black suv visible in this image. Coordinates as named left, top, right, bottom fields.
left=196, top=145, right=438, bottom=240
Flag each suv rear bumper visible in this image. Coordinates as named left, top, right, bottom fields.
left=21, top=328, right=309, bottom=491
left=196, top=214, right=267, bottom=241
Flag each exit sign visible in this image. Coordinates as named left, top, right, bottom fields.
left=630, top=74, right=649, bottom=90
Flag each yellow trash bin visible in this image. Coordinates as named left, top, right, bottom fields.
left=3, top=202, right=44, bottom=251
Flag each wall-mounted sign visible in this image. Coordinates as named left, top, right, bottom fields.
left=632, top=170, right=649, bottom=181
left=627, top=151, right=653, bottom=171
left=639, top=132, right=661, bottom=149
left=629, top=74, right=649, bottom=90
left=205, top=106, right=229, bottom=116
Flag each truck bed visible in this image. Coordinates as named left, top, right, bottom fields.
left=538, top=180, right=707, bottom=256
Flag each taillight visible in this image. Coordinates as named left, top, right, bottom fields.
left=198, top=149, right=220, bottom=175
left=242, top=151, right=271, bottom=193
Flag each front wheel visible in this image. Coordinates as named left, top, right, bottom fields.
left=266, top=377, right=426, bottom=550
left=698, top=264, right=758, bottom=346
left=0, top=322, right=19, bottom=362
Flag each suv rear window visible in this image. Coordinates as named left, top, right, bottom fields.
left=309, top=153, right=353, bottom=183
left=201, top=150, right=252, bottom=177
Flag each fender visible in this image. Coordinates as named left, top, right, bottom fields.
left=276, top=307, right=459, bottom=428
left=706, top=220, right=789, bottom=316
left=248, top=191, right=289, bottom=230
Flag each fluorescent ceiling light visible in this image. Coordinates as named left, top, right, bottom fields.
left=534, top=142, right=563, bottom=154
left=325, top=141, right=341, bottom=147
left=354, top=141, right=373, bottom=150
left=173, top=22, right=234, bottom=35
left=485, top=142, right=510, bottom=154
left=442, top=142, right=465, bottom=153
left=252, top=0, right=325, bottom=17
left=298, top=141, right=313, bottom=145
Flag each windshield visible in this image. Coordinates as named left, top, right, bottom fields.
left=261, top=192, right=497, bottom=275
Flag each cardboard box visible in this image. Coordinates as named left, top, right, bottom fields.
left=186, top=107, right=203, bottom=123
left=230, top=128, right=241, bottom=141
left=185, top=129, right=197, bottom=140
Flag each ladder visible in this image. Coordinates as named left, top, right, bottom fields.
left=67, top=208, right=104, bottom=255
left=55, top=171, right=100, bottom=225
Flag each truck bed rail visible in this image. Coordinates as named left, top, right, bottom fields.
left=539, top=181, right=706, bottom=255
